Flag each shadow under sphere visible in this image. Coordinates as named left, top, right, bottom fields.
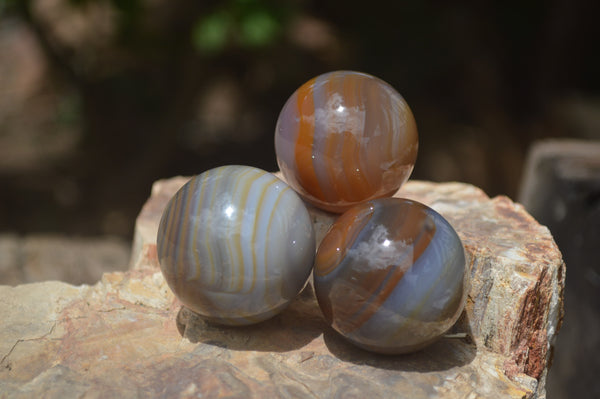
left=175, top=283, right=326, bottom=352
left=322, top=311, right=477, bottom=373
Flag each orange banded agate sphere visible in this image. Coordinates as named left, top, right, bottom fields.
left=313, top=198, right=468, bottom=354
left=275, top=71, right=418, bottom=213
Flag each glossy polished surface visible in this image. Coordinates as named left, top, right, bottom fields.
left=313, top=198, right=467, bottom=354
left=157, top=165, right=316, bottom=325
left=275, top=71, right=418, bottom=213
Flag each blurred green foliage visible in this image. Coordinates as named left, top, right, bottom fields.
left=192, top=0, right=289, bottom=54
left=56, top=93, right=83, bottom=127
left=192, top=10, right=231, bottom=52
left=0, top=0, right=12, bottom=14
left=0, top=0, right=290, bottom=52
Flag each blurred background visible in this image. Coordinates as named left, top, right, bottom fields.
left=1, top=0, right=599, bottom=238
left=0, top=0, right=598, bottom=397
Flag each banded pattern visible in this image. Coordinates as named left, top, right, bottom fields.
left=275, top=71, right=418, bottom=213
left=313, top=198, right=467, bottom=354
left=157, top=165, right=316, bottom=325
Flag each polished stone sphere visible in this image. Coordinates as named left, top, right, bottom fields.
left=157, top=165, right=316, bottom=325
left=275, top=71, right=418, bottom=213
left=313, top=197, right=468, bottom=354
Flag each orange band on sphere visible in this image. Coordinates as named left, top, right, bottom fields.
left=294, top=77, right=325, bottom=201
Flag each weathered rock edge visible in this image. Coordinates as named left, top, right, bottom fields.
left=0, top=177, right=565, bottom=399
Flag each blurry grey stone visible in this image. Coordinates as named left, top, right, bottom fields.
left=0, top=234, right=130, bottom=286
left=519, top=139, right=600, bottom=399
left=1, top=234, right=132, bottom=286
left=21, top=235, right=130, bottom=285
left=0, top=234, right=24, bottom=285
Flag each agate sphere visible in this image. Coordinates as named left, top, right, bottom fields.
left=313, top=198, right=467, bottom=354
left=275, top=71, right=418, bottom=213
left=157, top=165, right=316, bottom=325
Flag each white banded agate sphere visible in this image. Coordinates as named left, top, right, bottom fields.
left=157, top=165, right=316, bottom=325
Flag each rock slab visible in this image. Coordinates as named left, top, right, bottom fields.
left=0, top=176, right=565, bottom=398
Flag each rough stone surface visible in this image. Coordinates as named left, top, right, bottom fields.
left=0, top=176, right=565, bottom=398
left=519, top=139, right=600, bottom=399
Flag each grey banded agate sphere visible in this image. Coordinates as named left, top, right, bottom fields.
left=157, top=165, right=316, bottom=325
left=314, top=197, right=468, bottom=354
